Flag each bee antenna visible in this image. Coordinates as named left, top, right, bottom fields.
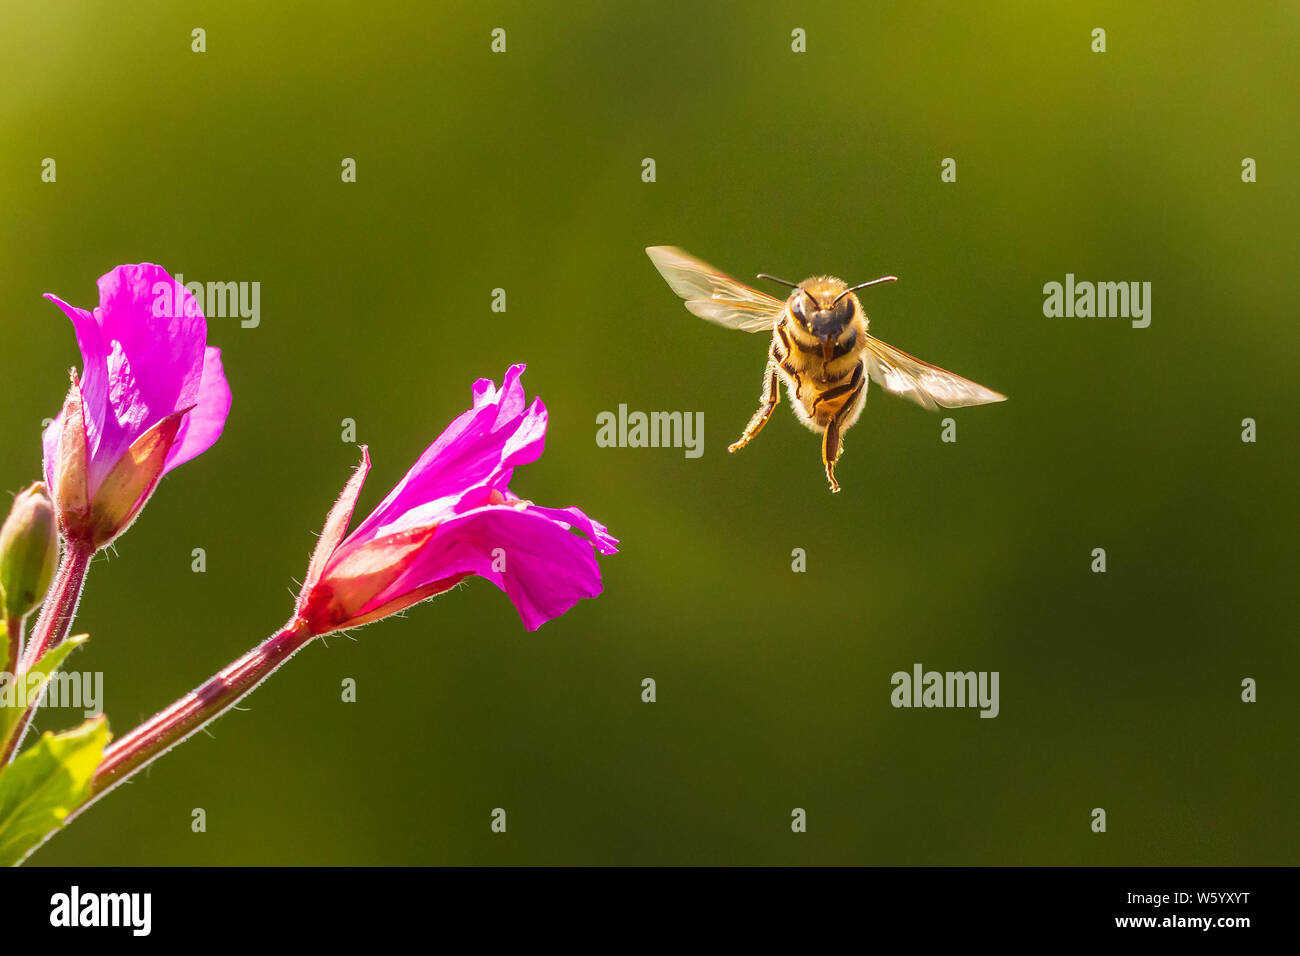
left=833, top=275, right=898, bottom=304
left=756, top=273, right=800, bottom=290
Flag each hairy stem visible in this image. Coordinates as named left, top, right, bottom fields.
left=20, top=542, right=93, bottom=669
left=3, top=617, right=22, bottom=676
left=81, top=617, right=316, bottom=807
left=1, top=542, right=94, bottom=765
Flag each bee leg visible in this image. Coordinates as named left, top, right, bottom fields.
left=821, top=370, right=866, bottom=493
left=728, top=361, right=780, bottom=453
left=822, top=419, right=842, bottom=493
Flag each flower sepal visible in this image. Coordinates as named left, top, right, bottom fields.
left=51, top=375, right=194, bottom=550
left=48, top=372, right=90, bottom=538
left=80, top=406, right=192, bottom=549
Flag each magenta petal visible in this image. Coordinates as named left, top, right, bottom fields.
left=350, top=364, right=544, bottom=541
left=513, top=503, right=619, bottom=555
left=373, top=504, right=608, bottom=631
left=95, top=264, right=207, bottom=409
left=164, top=346, right=231, bottom=474
left=499, top=397, right=547, bottom=471
left=470, top=376, right=497, bottom=409
left=41, top=418, right=57, bottom=491
left=483, top=362, right=527, bottom=424
left=43, top=294, right=109, bottom=464
left=90, top=265, right=206, bottom=483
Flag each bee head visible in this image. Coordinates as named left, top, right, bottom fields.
left=791, top=279, right=857, bottom=341
left=759, top=272, right=899, bottom=343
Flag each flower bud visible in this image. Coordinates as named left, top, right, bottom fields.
left=0, top=482, right=59, bottom=622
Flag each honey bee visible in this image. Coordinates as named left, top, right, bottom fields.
left=646, top=246, right=1006, bottom=492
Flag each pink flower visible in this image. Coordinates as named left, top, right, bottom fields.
left=295, top=364, right=617, bottom=634
left=42, top=264, right=231, bottom=548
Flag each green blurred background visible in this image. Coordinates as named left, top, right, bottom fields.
left=2, top=1, right=1296, bottom=865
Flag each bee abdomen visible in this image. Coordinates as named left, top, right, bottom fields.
left=810, top=362, right=865, bottom=418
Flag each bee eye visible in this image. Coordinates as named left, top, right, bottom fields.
left=790, top=298, right=806, bottom=320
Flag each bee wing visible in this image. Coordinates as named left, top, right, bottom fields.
left=646, top=246, right=785, bottom=332
left=863, top=335, right=1007, bottom=410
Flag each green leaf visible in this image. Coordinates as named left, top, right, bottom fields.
left=0, top=715, right=107, bottom=866
left=0, top=634, right=89, bottom=756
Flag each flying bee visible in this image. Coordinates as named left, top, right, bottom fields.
left=646, top=246, right=1006, bottom=492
